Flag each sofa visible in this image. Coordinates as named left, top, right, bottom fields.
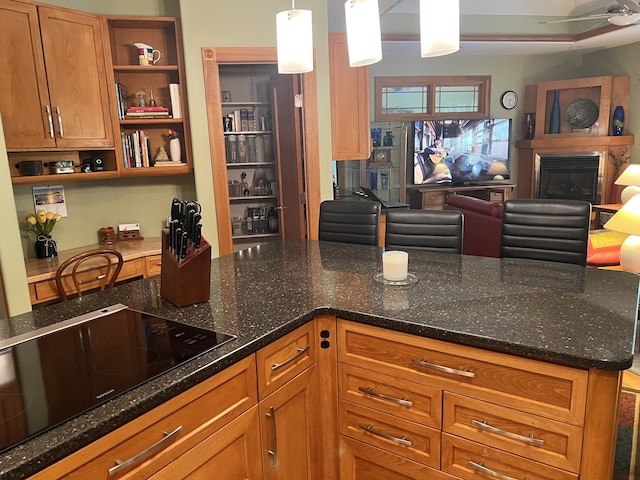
left=443, top=194, right=503, bottom=258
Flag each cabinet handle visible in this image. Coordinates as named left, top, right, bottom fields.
left=56, top=106, right=64, bottom=138
left=358, top=386, right=413, bottom=407
left=266, top=406, right=278, bottom=466
left=108, top=426, right=182, bottom=476
left=468, top=460, right=521, bottom=480
left=358, top=423, right=412, bottom=446
left=411, top=358, right=476, bottom=378
left=271, top=345, right=309, bottom=371
left=45, top=105, right=54, bottom=138
left=471, top=419, right=544, bottom=445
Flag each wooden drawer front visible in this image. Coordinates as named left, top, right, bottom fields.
left=441, top=434, right=578, bottom=480
left=32, top=355, right=258, bottom=480
left=443, top=393, right=583, bottom=473
left=33, top=258, right=144, bottom=302
left=257, top=321, right=316, bottom=399
left=421, top=191, right=446, bottom=208
left=339, top=400, right=440, bottom=469
left=340, top=436, right=458, bottom=480
left=338, top=320, right=588, bottom=426
left=144, top=254, right=162, bottom=277
left=149, top=406, right=263, bottom=479
left=339, top=363, right=442, bottom=429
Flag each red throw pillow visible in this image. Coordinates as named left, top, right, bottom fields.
left=587, top=231, right=628, bottom=266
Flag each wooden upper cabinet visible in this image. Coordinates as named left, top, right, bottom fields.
left=0, top=1, right=54, bottom=149
left=0, top=2, right=113, bottom=150
left=328, top=33, right=371, bottom=161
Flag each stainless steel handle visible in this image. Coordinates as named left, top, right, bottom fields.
left=266, top=406, right=277, bottom=466
left=472, top=419, right=544, bottom=445
left=358, top=386, right=413, bottom=407
left=45, top=105, right=54, bottom=138
left=358, top=423, right=412, bottom=446
left=108, top=426, right=182, bottom=476
left=56, top=105, right=64, bottom=138
left=271, top=345, right=309, bottom=371
left=468, top=461, right=521, bottom=480
left=411, top=358, right=476, bottom=378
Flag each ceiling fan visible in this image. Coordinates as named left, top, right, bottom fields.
left=542, top=0, right=640, bottom=27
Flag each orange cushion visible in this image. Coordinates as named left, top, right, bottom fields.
left=587, top=230, right=628, bottom=266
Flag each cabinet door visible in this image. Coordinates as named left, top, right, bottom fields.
left=328, top=33, right=371, bottom=161
left=0, top=1, right=55, bottom=149
left=38, top=6, right=113, bottom=148
left=259, top=366, right=321, bottom=480
left=149, top=406, right=263, bottom=479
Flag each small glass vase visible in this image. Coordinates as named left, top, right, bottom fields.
left=612, top=105, right=624, bottom=136
left=548, top=90, right=561, bottom=134
left=169, top=138, right=181, bottom=162
left=35, top=235, right=57, bottom=259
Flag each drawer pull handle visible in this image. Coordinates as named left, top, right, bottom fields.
left=271, top=345, right=310, bottom=371
left=411, top=358, right=476, bottom=378
left=45, top=105, right=54, bottom=138
left=468, top=461, right=521, bottom=480
left=266, top=406, right=278, bottom=466
left=358, top=423, right=412, bottom=446
left=78, top=274, right=106, bottom=285
left=472, top=419, right=544, bottom=445
left=358, top=386, right=413, bottom=407
left=108, top=426, right=182, bottom=476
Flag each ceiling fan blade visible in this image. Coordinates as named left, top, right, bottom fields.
left=579, top=18, right=610, bottom=32
left=541, top=14, right=615, bottom=24
left=616, top=0, right=640, bottom=13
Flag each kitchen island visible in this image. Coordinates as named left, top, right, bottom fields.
left=0, top=239, right=637, bottom=479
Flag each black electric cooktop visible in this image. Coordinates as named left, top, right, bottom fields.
left=0, top=304, right=235, bottom=453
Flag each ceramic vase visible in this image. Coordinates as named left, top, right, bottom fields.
left=35, top=235, right=57, bottom=259
left=612, top=106, right=624, bottom=136
left=169, top=138, right=181, bottom=162
left=548, top=91, right=561, bottom=134
left=524, top=113, right=535, bottom=139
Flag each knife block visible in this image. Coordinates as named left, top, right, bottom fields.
left=160, top=228, right=211, bottom=307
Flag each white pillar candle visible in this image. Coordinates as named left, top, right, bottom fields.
left=382, top=250, right=408, bottom=281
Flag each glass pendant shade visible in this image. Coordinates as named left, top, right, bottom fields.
left=276, top=9, right=313, bottom=74
left=420, top=0, right=460, bottom=58
left=345, top=0, right=382, bottom=67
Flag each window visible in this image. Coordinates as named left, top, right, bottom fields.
left=375, top=76, right=491, bottom=121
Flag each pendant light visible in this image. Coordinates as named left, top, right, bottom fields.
left=344, top=0, right=382, bottom=67
left=420, top=0, right=460, bottom=58
left=276, top=1, right=313, bottom=74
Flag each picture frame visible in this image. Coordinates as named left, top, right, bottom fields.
left=369, top=148, right=392, bottom=165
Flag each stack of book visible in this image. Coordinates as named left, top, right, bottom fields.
left=125, top=106, right=170, bottom=119
left=121, top=130, right=152, bottom=168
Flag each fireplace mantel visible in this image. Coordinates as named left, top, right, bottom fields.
left=516, top=136, right=634, bottom=204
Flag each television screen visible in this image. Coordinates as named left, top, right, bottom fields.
left=413, top=119, right=512, bottom=186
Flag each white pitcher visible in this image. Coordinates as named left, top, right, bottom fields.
left=134, top=43, right=161, bottom=65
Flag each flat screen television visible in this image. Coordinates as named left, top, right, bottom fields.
left=412, top=118, right=512, bottom=186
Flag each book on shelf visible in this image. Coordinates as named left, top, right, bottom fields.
left=169, top=83, right=182, bottom=119
left=240, top=109, right=250, bottom=132
left=233, top=109, right=241, bottom=132
left=115, top=83, right=129, bottom=120
left=247, top=108, right=257, bottom=131
left=127, top=106, right=169, bottom=113
left=121, top=130, right=153, bottom=168
left=154, top=160, right=184, bottom=167
left=125, top=112, right=171, bottom=118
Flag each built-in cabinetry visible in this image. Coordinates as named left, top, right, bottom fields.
left=0, top=1, right=116, bottom=182
left=105, top=16, right=192, bottom=175
left=337, top=319, right=618, bottom=480
left=0, top=1, right=193, bottom=184
left=329, top=33, right=371, bottom=161
left=517, top=76, right=635, bottom=203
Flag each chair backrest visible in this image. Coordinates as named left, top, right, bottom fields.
left=500, top=199, right=591, bottom=266
left=319, top=200, right=381, bottom=246
left=385, top=209, right=463, bottom=253
left=55, top=249, right=124, bottom=301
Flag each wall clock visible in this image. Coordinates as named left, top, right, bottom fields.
left=501, top=90, right=518, bottom=110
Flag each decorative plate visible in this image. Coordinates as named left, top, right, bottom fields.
left=565, top=99, right=599, bottom=129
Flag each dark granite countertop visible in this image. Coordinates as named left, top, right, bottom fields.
left=1, top=239, right=638, bottom=478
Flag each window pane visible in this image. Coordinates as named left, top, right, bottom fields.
left=381, top=86, right=429, bottom=115
left=435, top=85, right=480, bottom=113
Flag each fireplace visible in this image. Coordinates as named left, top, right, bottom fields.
left=534, top=152, right=604, bottom=204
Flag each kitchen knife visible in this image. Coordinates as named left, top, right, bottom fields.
left=174, top=226, right=182, bottom=259
left=180, top=231, right=188, bottom=262
left=194, top=222, right=202, bottom=250
left=191, top=213, right=201, bottom=242
left=170, top=219, right=178, bottom=254
left=170, top=198, right=181, bottom=221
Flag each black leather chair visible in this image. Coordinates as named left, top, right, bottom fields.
left=318, top=200, right=381, bottom=246
left=385, top=209, right=463, bottom=253
left=500, top=199, right=591, bottom=266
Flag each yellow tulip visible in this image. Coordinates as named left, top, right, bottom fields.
left=46, top=212, right=55, bottom=221
left=27, top=215, right=36, bottom=226
left=54, top=214, right=62, bottom=222
left=36, top=211, right=46, bottom=224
